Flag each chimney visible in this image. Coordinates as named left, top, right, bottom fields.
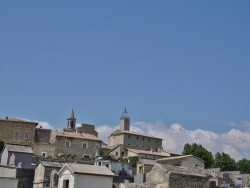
left=6, top=116, right=8, bottom=120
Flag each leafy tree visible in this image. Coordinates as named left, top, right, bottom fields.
left=0, top=140, right=4, bottom=152
left=213, top=152, right=237, bottom=171
left=118, top=157, right=128, bottom=162
left=100, top=150, right=112, bottom=159
left=182, top=143, right=214, bottom=168
left=131, top=156, right=139, bottom=166
left=237, top=158, right=250, bottom=174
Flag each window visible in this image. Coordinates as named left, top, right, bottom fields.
left=142, top=137, right=144, bottom=141
left=25, top=125, right=31, bottom=129
left=82, top=142, right=88, bottom=149
left=156, top=140, right=158, bottom=143
left=41, top=152, right=47, bottom=157
left=116, top=151, right=118, bottom=156
left=83, top=154, right=91, bottom=159
left=128, top=134, right=130, bottom=138
left=137, top=136, right=139, bottom=140
left=24, top=132, right=30, bottom=139
left=16, top=124, right=21, bottom=128
left=148, top=138, right=150, bottom=142
left=95, top=143, right=99, bottom=149
left=65, top=140, right=71, bottom=147
left=121, top=151, right=124, bottom=156
left=15, top=132, right=20, bottom=139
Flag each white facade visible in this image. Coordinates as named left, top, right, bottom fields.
left=58, top=163, right=114, bottom=188
left=0, top=178, right=18, bottom=188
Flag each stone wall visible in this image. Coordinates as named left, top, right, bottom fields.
left=76, top=124, right=98, bottom=136
left=0, top=119, right=37, bottom=147
left=33, top=142, right=55, bottom=157
left=35, top=128, right=51, bottom=143
left=53, top=136, right=101, bottom=159
left=120, top=163, right=210, bottom=188
left=123, top=133, right=162, bottom=151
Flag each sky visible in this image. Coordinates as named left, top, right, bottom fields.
left=1, top=1, right=250, bottom=160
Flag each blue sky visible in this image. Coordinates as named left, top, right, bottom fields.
left=1, top=1, right=250, bottom=159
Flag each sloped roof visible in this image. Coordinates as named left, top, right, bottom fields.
left=40, top=161, right=63, bottom=168
left=0, top=118, right=38, bottom=124
left=58, top=163, right=115, bottom=177
left=110, top=129, right=163, bottom=140
left=156, top=155, right=206, bottom=163
left=5, top=144, right=33, bottom=154
left=161, top=149, right=182, bottom=156
left=53, top=131, right=101, bottom=141
left=68, top=109, right=76, bottom=120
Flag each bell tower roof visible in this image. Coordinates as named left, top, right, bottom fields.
left=68, top=109, right=76, bottom=120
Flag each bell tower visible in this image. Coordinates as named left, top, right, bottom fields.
left=120, top=108, right=130, bottom=131
left=67, top=109, right=76, bottom=129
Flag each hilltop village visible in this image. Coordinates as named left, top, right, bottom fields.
left=0, top=109, right=249, bottom=188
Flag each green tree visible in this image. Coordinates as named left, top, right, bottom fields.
left=213, top=152, right=237, bottom=171
left=237, top=158, right=250, bottom=174
left=131, top=156, right=139, bottom=166
left=182, top=143, right=214, bottom=168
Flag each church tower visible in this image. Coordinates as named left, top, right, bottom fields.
left=67, top=109, right=76, bottom=129
left=120, top=108, right=130, bottom=131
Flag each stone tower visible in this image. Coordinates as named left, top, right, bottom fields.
left=67, top=109, right=76, bottom=129
left=120, top=108, right=130, bottom=131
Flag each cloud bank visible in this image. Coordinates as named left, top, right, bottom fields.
left=96, top=121, right=250, bottom=161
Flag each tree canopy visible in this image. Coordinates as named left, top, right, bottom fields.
left=237, top=158, right=250, bottom=174
left=182, top=143, right=214, bottom=168
left=213, top=152, right=237, bottom=171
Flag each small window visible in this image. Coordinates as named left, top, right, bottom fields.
left=15, top=132, right=20, bottom=139
left=16, top=124, right=21, bottom=128
left=142, top=137, right=144, bottom=141
left=148, top=138, right=150, bottom=142
left=156, top=140, right=158, bottom=143
left=95, top=143, right=100, bottom=149
left=137, top=136, right=139, bottom=140
left=116, top=151, right=118, bottom=156
left=24, top=132, right=30, bottom=139
left=121, top=151, right=124, bottom=156
left=128, top=134, right=130, bottom=138
left=65, top=141, right=71, bottom=147
left=82, top=142, right=88, bottom=149
left=41, top=152, right=47, bottom=157
left=25, top=125, right=31, bottom=129
left=83, top=154, right=91, bottom=159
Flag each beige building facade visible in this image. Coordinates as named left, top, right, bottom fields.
left=108, top=109, right=164, bottom=159
left=33, top=109, right=101, bottom=159
left=0, top=117, right=38, bottom=147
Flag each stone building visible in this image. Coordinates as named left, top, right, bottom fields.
left=57, top=163, right=115, bottom=188
left=119, top=163, right=210, bottom=188
left=156, top=155, right=205, bottom=169
left=0, top=117, right=38, bottom=147
left=33, top=109, right=102, bottom=160
left=33, top=160, right=63, bottom=188
left=108, top=109, right=164, bottom=159
left=1, top=144, right=33, bottom=167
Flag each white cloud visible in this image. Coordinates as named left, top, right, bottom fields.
left=36, top=121, right=54, bottom=130
left=96, top=125, right=119, bottom=143
left=96, top=120, right=250, bottom=161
